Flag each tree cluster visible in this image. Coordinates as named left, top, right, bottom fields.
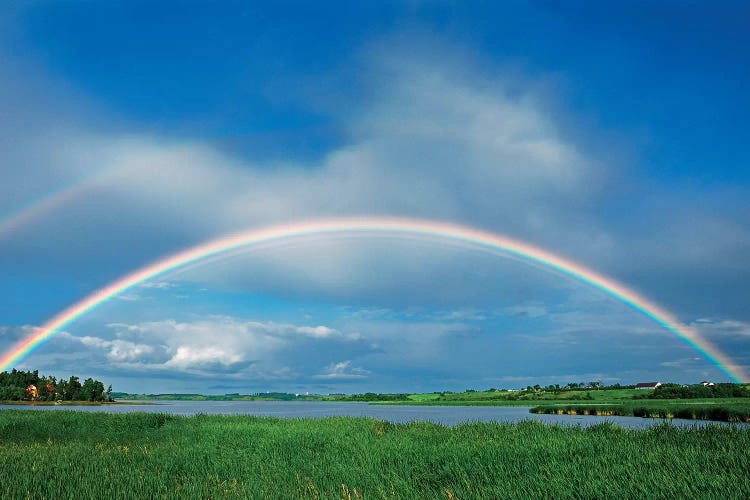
left=646, top=383, right=750, bottom=399
left=0, top=369, right=113, bottom=402
left=335, top=392, right=411, bottom=402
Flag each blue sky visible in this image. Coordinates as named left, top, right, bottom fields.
left=0, top=2, right=748, bottom=393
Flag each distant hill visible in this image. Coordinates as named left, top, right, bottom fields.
left=111, top=392, right=319, bottom=401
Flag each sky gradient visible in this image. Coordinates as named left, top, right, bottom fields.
left=0, top=2, right=748, bottom=393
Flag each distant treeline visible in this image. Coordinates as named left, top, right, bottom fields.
left=112, top=392, right=316, bottom=401
left=0, top=369, right=112, bottom=402
left=329, top=392, right=411, bottom=402
left=642, top=383, right=750, bottom=399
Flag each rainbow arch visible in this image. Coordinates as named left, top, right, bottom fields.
left=0, top=166, right=121, bottom=240
left=1, top=217, right=745, bottom=382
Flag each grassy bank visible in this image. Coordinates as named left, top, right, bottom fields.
left=1, top=411, right=749, bottom=498
left=531, top=402, right=750, bottom=422
left=370, top=389, right=750, bottom=417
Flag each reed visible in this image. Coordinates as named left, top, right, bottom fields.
left=0, top=410, right=748, bottom=498
left=530, top=403, right=750, bottom=422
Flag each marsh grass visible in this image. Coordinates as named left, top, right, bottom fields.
left=0, top=410, right=749, bottom=498
left=531, top=402, right=750, bottom=422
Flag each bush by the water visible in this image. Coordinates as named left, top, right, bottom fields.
left=332, top=392, right=412, bottom=401
left=644, top=383, right=750, bottom=399
left=0, top=410, right=749, bottom=498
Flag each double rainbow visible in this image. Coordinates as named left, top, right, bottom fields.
left=1, top=217, right=745, bottom=382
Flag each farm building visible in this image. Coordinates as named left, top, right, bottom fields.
left=635, top=382, right=661, bottom=390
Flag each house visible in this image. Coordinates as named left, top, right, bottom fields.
left=700, top=381, right=715, bottom=387
left=25, top=384, right=39, bottom=399
left=45, top=383, right=57, bottom=397
left=635, top=382, right=661, bottom=390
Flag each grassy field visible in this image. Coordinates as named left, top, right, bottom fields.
left=375, top=390, right=750, bottom=421
left=406, top=393, right=441, bottom=402
left=368, top=388, right=641, bottom=405
left=392, top=388, right=659, bottom=403
left=1, top=410, right=749, bottom=498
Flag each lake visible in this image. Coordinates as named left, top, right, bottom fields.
left=2, top=400, right=746, bottom=429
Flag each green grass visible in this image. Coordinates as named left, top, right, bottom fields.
left=531, top=400, right=750, bottom=422
left=1, top=410, right=749, bottom=498
left=406, top=393, right=441, bottom=401
left=373, top=388, right=631, bottom=405
left=375, top=388, right=750, bottom=410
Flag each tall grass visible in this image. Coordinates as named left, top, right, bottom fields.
left=531, top=403, right=750, bottom=422
left=0, top=410, right=748, bottom=498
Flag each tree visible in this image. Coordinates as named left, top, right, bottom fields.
left=38, top=376, right=57, bottom=401
left=81, top=378, right=106, bottom=402
left=1, top=370, right=112, bottom=402
left=66, top=376, right=82, bottom=401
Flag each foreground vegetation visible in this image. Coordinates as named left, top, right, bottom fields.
left=0, top=411, right=748, bottom=498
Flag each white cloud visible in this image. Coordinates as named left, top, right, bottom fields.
left=313, top=360, right=370, bottom=380
left=296, top=325, right=356, bottom=339
left=0, top=42, right=616, bottom=307
left=74, top=335, right=155, bottom=362
left=691, top=318, right=750, bottom=338
left=1, top=34, right=748, bottom=390
left=9, top=36, right=743, bottom=322
left=140, top=281, right=176, bottom=290
left=1, top=33, right=747, bottom=315
left=165, top=345, right=243, bottom=369
left=58, top=316, right=366, bottom=377
left=430, top=309, right=489, bottom=321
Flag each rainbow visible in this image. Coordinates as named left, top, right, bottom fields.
left=1, top=217, right=745, bottom=382
left=0, top=186, right=87, bottom=239
left=0, top=168, right=119, bottom=240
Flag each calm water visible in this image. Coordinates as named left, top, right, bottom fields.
left=1, top=401, right=746, bottom=429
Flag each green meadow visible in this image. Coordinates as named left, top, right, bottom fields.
left=1, top=410, right=749, bottom=498
left=364, top=387, right=750, bottom=422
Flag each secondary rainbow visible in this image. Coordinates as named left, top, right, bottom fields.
left=0, top=166, right=122, bottom=240
left=1, top=217, right=745, bottom=382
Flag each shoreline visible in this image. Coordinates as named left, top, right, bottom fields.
left=0, top=400, right=155, bottom=406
